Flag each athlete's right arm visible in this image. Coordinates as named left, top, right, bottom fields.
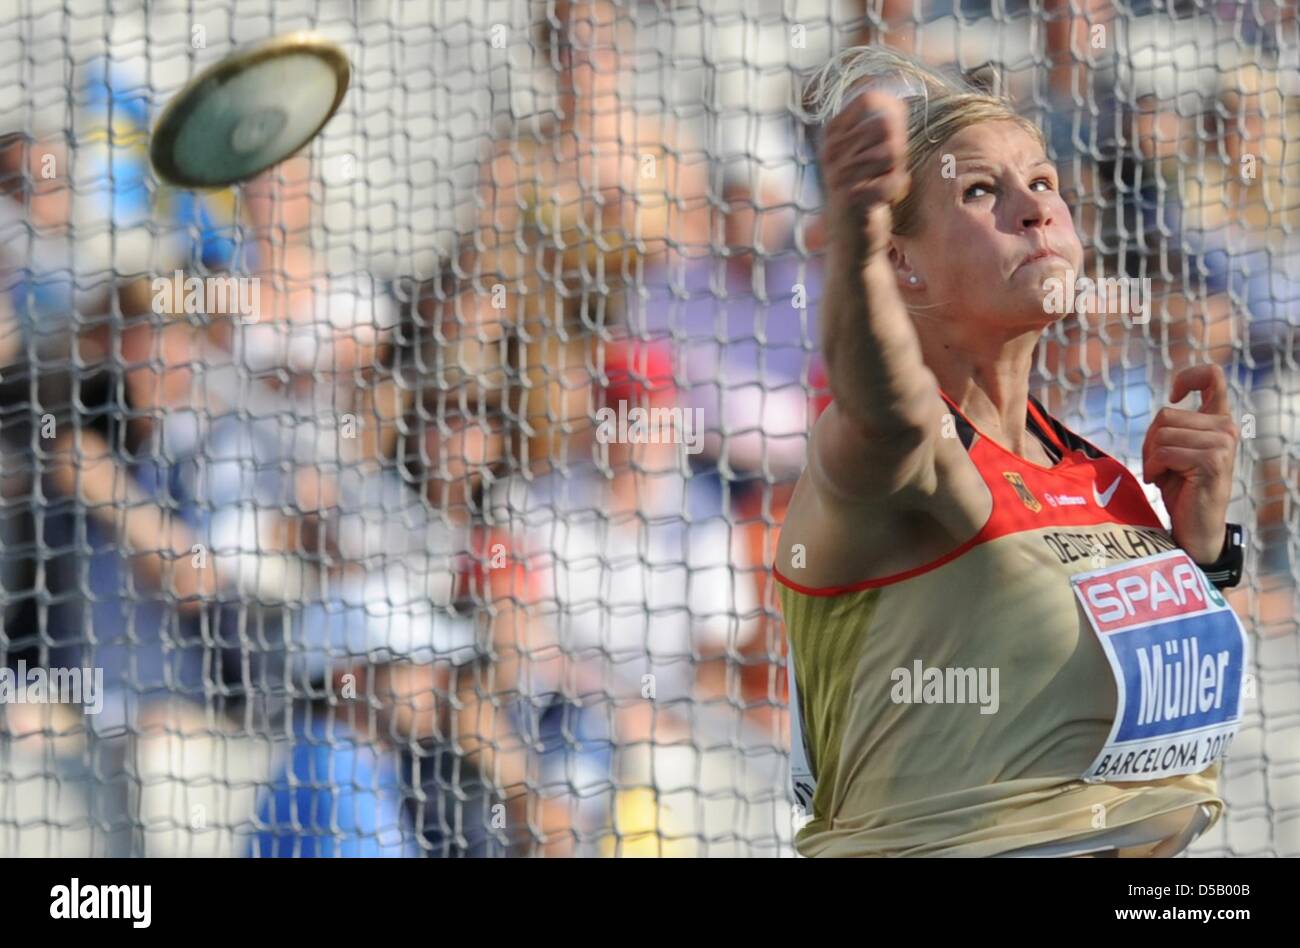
left=808, top=91, right=963, bottom=509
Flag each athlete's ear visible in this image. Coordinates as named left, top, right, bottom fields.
left=889, top=244, right=921, bottom=291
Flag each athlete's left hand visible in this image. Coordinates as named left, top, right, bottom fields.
left=1142, top=365, right=1239, bottom=565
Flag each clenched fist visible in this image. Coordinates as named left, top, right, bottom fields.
left=819, top=90, right=911, bottom=259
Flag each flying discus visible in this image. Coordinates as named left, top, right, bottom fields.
left=150, top=31, right=350, bottom=189
left=775, top=46, right=1247, bottom=858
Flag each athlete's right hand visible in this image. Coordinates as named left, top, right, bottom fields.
left=819, top=90, right=911, bottom=259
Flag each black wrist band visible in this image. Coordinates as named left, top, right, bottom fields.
left=1194, top=522, right=1245, bottom=590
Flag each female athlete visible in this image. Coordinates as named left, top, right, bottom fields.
left=775, top=47, right=1248, bottom=857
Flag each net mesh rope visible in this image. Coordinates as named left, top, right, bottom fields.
left=0, top=0, right=1296, bottom=857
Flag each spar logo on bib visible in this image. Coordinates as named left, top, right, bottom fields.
left=1071, top=550, right=1247, bottom=782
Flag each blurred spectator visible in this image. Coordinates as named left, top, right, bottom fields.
left=460, top=0, right=711, bottom=480
left=630, top=168, right=823, bottom=480
left=0, top=119, right=227, bottom=721
left=203, top=155, right=400, bottom=414
left=252, top=707, right=419, bottom=858
left=1044, top=0, right=1117, bottom=103
left=39, top=316, right=225, bottom=721
left=489, top=337, right=762, bottom=854
left=1173, top=66, right=1300, bottom=575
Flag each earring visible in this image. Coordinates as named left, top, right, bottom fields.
left=908, top=275, right=919, bottom=284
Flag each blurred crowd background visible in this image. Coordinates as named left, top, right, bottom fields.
left=0, top=0, right=1297, bottom=857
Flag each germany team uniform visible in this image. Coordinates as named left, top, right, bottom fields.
left=775, top=392, right=1248, bottom=857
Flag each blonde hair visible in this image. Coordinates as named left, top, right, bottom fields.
left=803, top=46, right=1044, bottom=237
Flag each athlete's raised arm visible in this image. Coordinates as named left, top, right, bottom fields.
left=809, top=91, right=964, bottom=509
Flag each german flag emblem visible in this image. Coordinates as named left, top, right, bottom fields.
left=1003, top=471, right=1042, bottom=512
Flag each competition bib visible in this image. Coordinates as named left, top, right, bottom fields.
left=1071, top=549, right=1248, bottom=783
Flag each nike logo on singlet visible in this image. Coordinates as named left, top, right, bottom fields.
left=1094, top=476, right=1122, bottom=508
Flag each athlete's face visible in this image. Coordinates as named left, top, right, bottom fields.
left=895, top=121, right=1083, bottom=331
